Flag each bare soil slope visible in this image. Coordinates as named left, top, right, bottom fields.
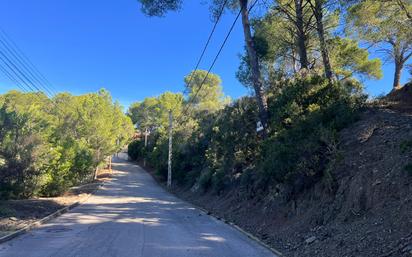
left=175, top=105, right=412, bottom=257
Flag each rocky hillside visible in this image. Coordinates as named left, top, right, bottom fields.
left=174, top=89, right=412, bottom=257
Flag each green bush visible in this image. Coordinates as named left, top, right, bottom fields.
left=165, top=97, right=260, bottom=191
left=40, top=141, right=94, bottom=197
left=0, top=90, right=134, bottom=200
left=211, top=170, right=226, bottom=194
left=198, top=169, right=213, bottom=192
left=128, top=140, right=145, bottom=161
left=126, top=75, right=365, bottom=198
left=260, top=75, right=365, bottom=195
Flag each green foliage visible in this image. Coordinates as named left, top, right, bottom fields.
left=127, top=92, right=183, bottom=132
left=260, top=75, right=365, bottom=194
left=346, top=0, right=412, bottom=88
left=127, top=97, right=159, bottom=126
left=0, top=90, right=134, bottom=199
left=0, top=92, right=52, bottom=199
left=173, top=96, right=259, bottom=192
left=198, top=169, right=213, bottom=192
left=238, top=4, right=381, bottom=88
left=206, top=97, right=260, bottom=177
left=132, top=0, right=402, bottom=202
left=184, top=70, right=229, bottom=113
left=347, top=0, right=412, bottom=45
left=126, top=71, right=230, bottom=186
left=137, top=0, right=182, bottom=16
left=40, top=141, right=94, bottom=196
left=128, top=73, right=365, bottom=199
left=329, top=37, right=382, bottom=80
left=128, top=140, right=147, bottom=161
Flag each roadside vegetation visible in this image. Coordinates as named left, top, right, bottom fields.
left=128, top=72, right=367, bottom=196
left=128, top=0, right=412, bottom=197
left=0, top=89, right=134, bottom=199
left=128, top=1, right=412, bottom=255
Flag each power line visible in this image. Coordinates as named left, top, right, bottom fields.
left=0, top=29, right=65, bottom=113
left=0, top=49, right=47, bottom=93
left=180, top=0, right=260, bottom=119
left=0, top=28, right=57, bottom=96
left=184, top=0, right=229, bottom=92
left=0, top=51, right=38, bottom=92
left=0, top=33, right=54, bottom=96
left=0, top=53, right=65, bottom=113
left=0, top=63, right=28, bottom=92
left=166, top=0, right=261, bottom=186
left=0, top=56, right=61, bottom=112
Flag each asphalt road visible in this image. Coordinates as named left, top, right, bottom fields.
left=0, top=153, right=277, bottom=257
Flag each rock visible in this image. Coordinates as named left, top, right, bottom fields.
left=9, top=217, right=18, bottom=221
left=305, top=236, right=317, bottom=244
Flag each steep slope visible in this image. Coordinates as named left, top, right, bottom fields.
left=174, top=106, right=412, bottom=257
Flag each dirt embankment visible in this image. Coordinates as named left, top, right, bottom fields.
left=0, top=169, right=111, bottom=238
left=172, top=101, right=412, bottom=257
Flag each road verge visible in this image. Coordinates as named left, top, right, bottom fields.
left=0, top=175, right=109, bottom=244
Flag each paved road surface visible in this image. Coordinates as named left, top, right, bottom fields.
left=0, top=153, right=277, bottom=257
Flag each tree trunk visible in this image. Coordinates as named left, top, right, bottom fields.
left=391, top=42, right=405, bottom=90
left=295, top=0, right=309, bottom=69
left=393, top=58, right=403, bottom=90
left=396, top=0, right=412, bottom=21
left=239, top=0, right=269, bottom=135
left=94, top=148, right=100, bottom=180
left=313, top=0, right=333, bottom=81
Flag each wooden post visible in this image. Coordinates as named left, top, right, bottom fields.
left=167, top=110, right=173, bottom=188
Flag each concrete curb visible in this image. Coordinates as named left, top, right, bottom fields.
left=0, top=181, right=106, bottom=245
left=134, top=163, right=284, bottom=257
left=185, top=201, right=284, bottom=257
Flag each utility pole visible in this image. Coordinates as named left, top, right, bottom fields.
left=167, top=110, right=173, bottom=188
left=144, top=128, right=148, bottom=167
left=144, top=128, right=148, bottom=147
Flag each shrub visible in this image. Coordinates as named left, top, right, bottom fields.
left=40, top=141, right=94, bottom=197
left=211, top=170, right=226, bottom=194
left=199, top=169, right=213, bottom=192
left=260, top=75, right=365, bottom=195
left=0, top=90, right=134, bottom=200
left=128, top=140, right=145, bottom=161
left=125, top=75, right=365, bottom=198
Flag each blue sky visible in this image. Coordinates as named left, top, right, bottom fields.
left=0, top=0, right=409, bottom=109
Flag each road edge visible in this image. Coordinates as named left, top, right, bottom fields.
left=134, top=163, right=284, bottom=257
left=187, top=200, right=284, bottom=257
left=0, top=181, right=106, bottom=245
